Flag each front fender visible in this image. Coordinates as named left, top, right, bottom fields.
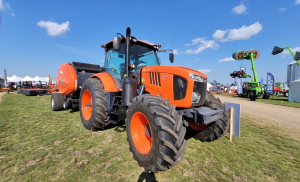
left=91, top=72, right=119, bottom=92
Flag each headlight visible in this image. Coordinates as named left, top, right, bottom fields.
left=190, top=73, right=203, bottom=82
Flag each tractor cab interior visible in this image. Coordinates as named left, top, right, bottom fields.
left=104, top=42, right=160, bottom=84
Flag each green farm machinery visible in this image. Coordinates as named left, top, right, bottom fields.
left=272, top=46, right=300, bottom=97
left=230, top=50, right=269, bottom=101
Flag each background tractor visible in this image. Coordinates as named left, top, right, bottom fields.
left=230, top=50, right=269, bottom=101
left=52, top=27, right=229, bottom=173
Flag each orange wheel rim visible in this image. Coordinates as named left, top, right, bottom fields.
left=81, top=90, right=92, bottom=120
left=131, top=112, right=152, bottom=155
left=189, top=122, right=207, bottom=131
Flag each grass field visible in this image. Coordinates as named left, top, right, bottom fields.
left=218, top=92, right=300, bottom=108
left=0, top=94, right=300, bottom=181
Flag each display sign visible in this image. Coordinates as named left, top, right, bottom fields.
left=283, top=82, right=289, bottom=91
left=4, top=69, right=7, bottom=88
left=266, top=72, right=274, bottom=94
left=225, top=102, right=241, bottom=138
left=236, top=77, right=243, bottom=94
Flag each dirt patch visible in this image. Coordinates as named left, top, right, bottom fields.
left=75, top=160, right=89, bottom=167
left=205, top=158, right=217, bottom=165
left=53, top=141, right=62, bottom=145
left=25, top=160, right=38, bottom=166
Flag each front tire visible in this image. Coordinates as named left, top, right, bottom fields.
left=126, top=94, right=187, bottom=173
left=51, top=93, right=64, bottom=111
left=79, top=78, right=108, bottom=131
left=191, top=93, right=229, bottom=142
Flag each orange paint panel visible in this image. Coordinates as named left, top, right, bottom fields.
left=57, top=63, right=77, bottom=96
left=92, top=72, right=118, bottom=92
left=142, top=66, right=205, bottom=108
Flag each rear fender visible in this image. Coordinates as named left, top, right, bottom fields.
left=91, top=72, right=119, bottom=92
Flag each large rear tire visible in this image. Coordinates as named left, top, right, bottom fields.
left=51, top=93, right=64, bottom=111
left=249, top=91, right=256, bottom=101
left=262, top=91, right=270, bottom=99
left=79, top=78, right=108, bottom=131
left=126, top=94, right=187, bottom=173
left=191, top=93, right=229, bottom=142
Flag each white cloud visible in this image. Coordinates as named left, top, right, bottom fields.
left=173, top=49, right=180, bottom=55
left=101, top=60, right=105, bottom=63
left=282, top=47, right=300, bottom=57
left=212, top=30, right=228, bottom=40
left=296, top=0, right=300, bottom=5
left=196, top=58, right=199, bottom=61
left=218, top=57, right=235, bottom=63
left=214, top=22, right=262, bottom=42
left=279, top=7, right=286, bottom=12
left=5, top=3, right=10, bottom=10
left=0, top=0, right=4, bottom=10
left=231, top=4, right=247, bottom=14
left=37, top=20, right=70, bottom=37
left=11, top=12, right=15, bottom=17
left=197, top=69, right=211, bottom=74
left=57, top=44, right=88, bottom=55
left=184, top=38, right=219, bottom=54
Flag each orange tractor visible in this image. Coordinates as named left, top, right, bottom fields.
left=52, top=27, right=229, bottom=173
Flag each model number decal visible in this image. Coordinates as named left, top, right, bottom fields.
left=161, top=74, right=172, bottom=79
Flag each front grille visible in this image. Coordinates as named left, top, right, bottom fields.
left=173, top=75, right=187, bottom=100
left=192, top=80, right=207, bottom=106
left=149, top=72, right=161, bottom=87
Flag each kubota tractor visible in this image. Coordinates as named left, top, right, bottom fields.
left=52, top=27, right=229, bottom=173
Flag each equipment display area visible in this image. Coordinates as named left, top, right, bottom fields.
left=18, top=89, right=48, bottom=96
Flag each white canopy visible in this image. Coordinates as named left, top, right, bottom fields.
left=7, top=75, right=23, bottom=82
left=206, top=82, right=212, bottom=91
left=23, top=76, right=34, bottom=81
left=33, top=76, right=48, bottom=82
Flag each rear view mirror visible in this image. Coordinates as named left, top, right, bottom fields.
left=169, top=53, right=174, bottom=63
left=113, top=37, right=121, bottom=51
left=294, top=52, right=300, bottom=61
left=232, top=50, right=244, bottom=60
left=272, top=46, right=284, bottom=55
left=245, top=49, right=259, bottom=60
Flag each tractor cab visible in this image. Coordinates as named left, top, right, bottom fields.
left=103, top=40, right=160, bottom=84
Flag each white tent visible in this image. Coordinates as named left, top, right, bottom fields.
left=33, top=76, right=48, bottom=82
left=207, top=82, right=212, bottom=91
left=23, top=76, right=34, bottom=81
left=7, top=75, right=23, bottom=82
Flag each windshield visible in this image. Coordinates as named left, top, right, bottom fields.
left=104, top=43, right=159, bottom=83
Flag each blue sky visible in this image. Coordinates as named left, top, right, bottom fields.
left=0, top=0, right=299, bottom=84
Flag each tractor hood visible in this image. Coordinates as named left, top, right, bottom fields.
left=141, top=66, right=208, bottom=80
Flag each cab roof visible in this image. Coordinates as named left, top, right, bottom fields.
left=104, top=38, right=158, bottom=52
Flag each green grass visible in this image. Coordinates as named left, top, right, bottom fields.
left=219, top=92, right=300, bottom=108
left=0, top=94, right=300, bottom=181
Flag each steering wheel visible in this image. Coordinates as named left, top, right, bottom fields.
left=135, top=62, right=147, bottom=70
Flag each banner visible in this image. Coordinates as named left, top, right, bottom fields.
left=213, top=80, right=218, bottom=91
left=266, top=72, right=274, bottom=94
left=236, top=77, right=243, bottom=94
left=4, top=69, right=7, bottom=88
left=283, top=82, right=289, bottom=91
